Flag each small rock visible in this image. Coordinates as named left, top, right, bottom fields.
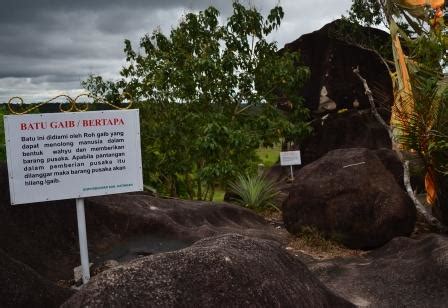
left=91, top=259, right=119, bottom=277
left=74, top=263, right=93, bottom=286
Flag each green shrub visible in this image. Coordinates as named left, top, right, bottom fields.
left=229, top=173, right=280, bottom=211
left=83, top=2, right=311, bottom=200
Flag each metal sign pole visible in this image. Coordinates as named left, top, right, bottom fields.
left=76, top=198, right=90, bottom=284
left=290, top=165, right=294, bottom=182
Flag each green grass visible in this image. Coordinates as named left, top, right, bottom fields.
left=256, top=144, right=280, bottom=168
left=212, top=188, right=226, bottom=202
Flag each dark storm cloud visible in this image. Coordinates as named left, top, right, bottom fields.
left=0, top=0, right=227, bottom=24
left=0, top=0, right=351, bottom=102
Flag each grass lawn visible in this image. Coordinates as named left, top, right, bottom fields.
left=256, top=144, right=281, bottom=168
left=212, top=188, right=226, bottom=202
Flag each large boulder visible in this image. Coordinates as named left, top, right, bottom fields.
left=284, top=19, right=392, bottom=114
left=0, top=163, right=78, bottom=282
left=0, top=248, right=73, bottom=308
left=300, top=110, right=392, bottom=165
left=433, top=174, right=448, bottom=224
left=282, top=148, right=416, bottom=249
left=62, top=234, right=353, bottom=308
left=282, top=20, right=394, bottom=166
left=307, top=233, right=448, bottom=307
left=0, top=163, right=285, bottom=282
left=86, top=193, right=285, bottom=243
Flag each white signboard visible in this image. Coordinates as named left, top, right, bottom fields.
left=4, top=109, right=143, bottom=205
left=280, top=150, right=301, bottom=166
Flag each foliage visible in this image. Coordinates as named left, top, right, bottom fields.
left=84, top=2, right=310, bottom=200
left=397, top=78, right=448, bottom=172
left=347, top=0, right=423, bottom=34
left=229, top=173, right=280, bottom=211
left=348, top=0, right=448, bottom=206
left=329, top=18, right=394, bottom=62
left=348, top=0, right=385, bottom=27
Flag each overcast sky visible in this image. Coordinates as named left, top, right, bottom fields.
left=0, top=0, right=352, bottom=103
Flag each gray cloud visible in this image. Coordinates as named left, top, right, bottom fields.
left=0, top=0, right=352, bottom=103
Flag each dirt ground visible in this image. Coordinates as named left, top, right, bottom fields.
left=261, top=210, right=365, bottom=260
left=261, top=208, right=443, bottom=261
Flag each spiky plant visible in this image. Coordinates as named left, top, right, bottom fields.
left=229, top=173, right=280, bottom=211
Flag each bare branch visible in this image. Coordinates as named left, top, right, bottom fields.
left=404, top=161, right=446, bottom=231
left=353, top=66, right=394, bottom=140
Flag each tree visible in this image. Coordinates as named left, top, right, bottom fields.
left=348, top=0, right=448, bottom=223
left=84, top=2, right=310, bottom=200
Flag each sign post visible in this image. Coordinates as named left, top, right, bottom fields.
left=76, top=198, right=90, bottom=283
left=4, top=109, right=143, bottom=284
left=280, top=150, right=302, bottom=182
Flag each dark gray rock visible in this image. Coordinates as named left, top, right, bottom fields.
left=282, top=148, right=416, bottom=249
left=0, top=248, right=73, bottom=308
left=433, top=174, right=448, bottom=225
left=0, top=163, right=284, bottom=282
left=373, top=147, right=404, bottom=188
left=62, top=234, right=353, bottom=308
left=86, top=193, right=286, bottom=244
left=0, top=163, right=79, bottom=282
left=282, top=20, right=394, bottom=167
left=300, top=110, right=392, bottom=165
left=307, top=233, right=448, bottom=307
left=283, top=20, right=392, bottom=114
